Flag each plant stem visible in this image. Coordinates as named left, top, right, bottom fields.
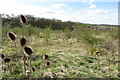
left=29, top=57, right=31, bottom=74
left=7, top=64, right=17, bottom=80
left=23, top=59, right=26, bottom=76
left=19, top=58, right=24, bottom=78
left=14, top=41, right=17, bottom=55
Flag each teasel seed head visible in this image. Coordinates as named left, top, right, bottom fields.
left=7, top=32, right=16, bottom=41
left=32, top=66, right=36, bottom=72
left=1, top=53, right=5, bottom=59
left=45, top=61, right=50, bottom=66
left=20, top=37, right=27, bottom=47
left=43, top=54, right=49, bottom=60
left=4, top=57, right=11, bottom=63
left=20, top=14, right=27, bottom=24
left=23, top=46, right=33, bottom=56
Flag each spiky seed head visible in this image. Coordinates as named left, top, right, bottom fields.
left=43, top=54, right=49, bottom=60
left=20, top=37, right=27, bottom=47
left=23, top=46, right=33, bottom=56
left=7, top=32, right=16, bottom=41
left=4, top=58, right=11, bottom=63
left=45, top=61, right=50, bottom=66
left=32, top=66, right=36, bottom=72
left=1, top=53, right=5, bottom=59
left=20, top=14, right=27, bottom=24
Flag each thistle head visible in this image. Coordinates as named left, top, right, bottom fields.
left=20, top=37, right=27, bottom=47
left=23, top=46, right=33, bottom=56
left=20, top=14, right=27, bottom=24
left=7, top=32, right=16, bottom=41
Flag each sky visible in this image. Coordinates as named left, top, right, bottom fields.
left=0, top=0, right=119, bottom=25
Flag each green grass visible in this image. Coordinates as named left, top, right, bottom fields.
left=1, top=25, right=119, bottom=78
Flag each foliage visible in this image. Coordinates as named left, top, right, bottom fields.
left=1, top=14, right=76, bottom=30
left=43, top=26, right=51, bottom=43
left=64, top=27, right=72, bottom=40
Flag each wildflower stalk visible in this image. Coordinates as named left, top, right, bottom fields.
left=29, top=57, right=32, bottom=74
left=7, top=63, right=17, bottom=80
left=13, top=41, right=17, bottom=55
left=22, top=55, right=27, bottom=78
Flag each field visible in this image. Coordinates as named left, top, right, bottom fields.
left=1, top=23, right=119, bottom=79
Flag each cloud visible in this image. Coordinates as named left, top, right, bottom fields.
left=86, top=0, right=96, bottom=8
left=88, top=9, right=109, bottom=14
left=0, top=0, right=52, bottom=16
left=68, top=10, right=117, bottom=25
left=81, top=0, right=96, bottom=8
left=46, top=11, right=55, bottom=14
left=50, top=3, right=65, bottom=9
left=89, top=0, right=95, bottom=4
left=89, top=4, right=96, bottom=8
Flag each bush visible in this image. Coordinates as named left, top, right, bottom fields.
left=43, top=26, right=51, bottom=43
left=64, top=27, right=72, bottom=40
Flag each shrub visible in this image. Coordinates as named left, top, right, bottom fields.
left=64, top=27, right=72, bottom=41
left=43, top=26, right=51, bottom=43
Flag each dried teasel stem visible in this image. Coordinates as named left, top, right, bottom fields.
left=29, top=56, right=32, bottom=74
left=14, top=40, right=17, bottom=54
left=23, top=46, right=33, bottom=75
left=21, top=55, right=26, bottom=77
left=7, top=64, right=17, bottom=80
left=20, top=37, right=27, bottom=77
left=21, top=55, right=27, bottom=77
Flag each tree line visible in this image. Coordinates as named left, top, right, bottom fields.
left=1, top=14, right=81, bottom=30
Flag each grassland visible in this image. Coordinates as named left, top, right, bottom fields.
left=1, top=24, right=119, bottom=79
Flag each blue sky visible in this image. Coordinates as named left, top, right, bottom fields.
left=0, top=0, right=118, bottom=25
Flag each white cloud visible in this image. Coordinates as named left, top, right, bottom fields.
left=89, top=4, right=96, bottom=8
left=82, top=0, right=96, bottom=8
left=0, top=0, right=52, bottom=16
left=67, top=10, right=117, bottom=25
left=88, top=9, right=109, bottom=14
left=50, top=3, right=65, bottom=9
left=90, top=0, right=95, bottom=2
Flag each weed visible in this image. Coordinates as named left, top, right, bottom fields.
left=43, top=27, right=51, bottom=44
left=64, top=27, right=72, bottom=41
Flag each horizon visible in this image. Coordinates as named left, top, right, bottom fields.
left=0, top=0, right=118, bottom=25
